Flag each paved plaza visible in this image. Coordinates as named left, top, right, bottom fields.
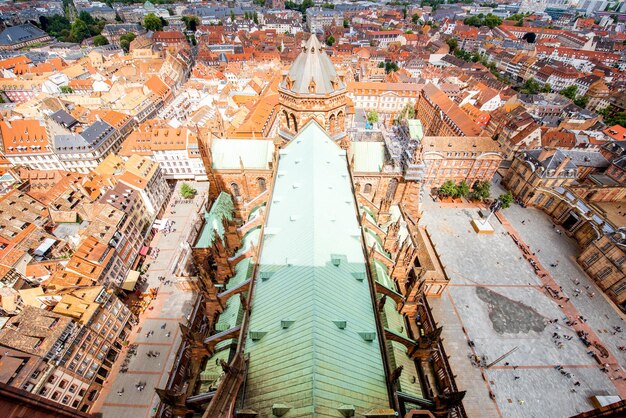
left=422, top=185, right=626, bottom=418
left=94, top=181, right=208, bottom=418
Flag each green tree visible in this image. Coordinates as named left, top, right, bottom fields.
left=484, top=13, right=502, bottom=29
left=560, top=85, right=578, bottom=100
left=604, top=112, right=626, bottom=128
left=498, top=191, right=513, bottom=209
left=69, top=18, right=91, bottom=43
left=397, top=102, right=416, bottom=121
left=574, top=95, right=589, bottom=108
left=343, top=18, right=349, bottom=28
left=384, top=61, right=399, bottom=74
left=182, top=15, right=199, bottom=32
left=144, top=13, right=163, bottom=31
left=519, top=79, right=541, bottom=94
left=93, top=35, right=109, bottom=46
left=378, top=61, right=385, bottom=68
left=457, top=180, right=470, bottom=198
left=230, top=10, right=235, bottom=22
left=470, top=180, right=491, bottom=201
left=367, top=111, right=379, bottom=124
left=542, top=83, right=552, bottom=93
left=439, top=180, right=458, bottom=198
left=119, top=32, right=136, bottom=52
left=446, top=37, right=458, bottom=52
left=412, top=13, right=420, bottom=24
left=40, top=15, right=71, bottom=39
left=79, top=11, right=95, bottom=26
left=325, top=34, right=335, bottom=46
left=403, top=7, right=408, bottom=19
left=253, top=11, right=259, bottom=25
left=180, top=183, right=197, bottom=199
left=59, top=85, right=73, bottom=93
left=464, top=13, right=502, bottom=29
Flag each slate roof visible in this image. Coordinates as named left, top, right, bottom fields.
left=523, top=148, right=578, bottom=177
left=50, top=110, right=78, bottom=129
left=0, top=24, right=49, bottom=46
left=54, top=120, right=115, bottom=153
left=243, top=121, right=390, bottom=415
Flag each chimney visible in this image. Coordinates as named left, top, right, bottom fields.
left=538, top=147, right=557, bottom=161
left=554, top=156, right=572, bottom=177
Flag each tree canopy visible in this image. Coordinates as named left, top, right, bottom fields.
left=498, top=191, right=513, bottom=209
left=119, top=32, right=136, bottom=53
left=144, top=13, right=163, bottom=31
left=325, top=35, right=335, bottom=46
left=470, top=180, right=491, bottom=201
left=180, top=183, right=197, bottom=199
left=560, top=85, right=578, bottom=100
left=463, top=13, right=502, bottom=29
left=93, top=35, right=109, bottom=46
left=182, top=15, right=200, bottom=32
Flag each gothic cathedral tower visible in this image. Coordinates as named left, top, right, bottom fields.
left=278, top=35, right=348, bottom=142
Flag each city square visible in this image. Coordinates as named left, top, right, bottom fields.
left=0, top=2, right=624, bottom=417
left=423, top=184, right=626, bottom=418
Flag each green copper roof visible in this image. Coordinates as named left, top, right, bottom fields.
left=407, top=119, right=424, bottom=141
left=243, top=121, right=390, bottom=416
left=195, top=192, right=234, bottom=248
left=350, top=141, right=385, bottom=173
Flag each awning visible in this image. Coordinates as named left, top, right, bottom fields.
left=122, top=270, right=140, bottom=291
left=140, top=246, right=150, bottom=256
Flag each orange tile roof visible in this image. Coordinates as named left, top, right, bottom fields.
left=0, top=55, right=31, bottom=70
left=603, top=125, right=626, bottom=141
left=422, top=83, right=482, bottom=136
left=117, top=171, right=148, bottom=190
left=145, top=75, right=170, bottom=97
left=1, top=119, right=49, bottom=155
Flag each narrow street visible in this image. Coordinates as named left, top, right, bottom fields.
left=93, top=181, right=208, bottom=418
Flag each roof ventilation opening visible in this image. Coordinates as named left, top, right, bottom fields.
left=338, top=405, right=356, bottom=417
left=272, top=404, right=291, bottom=417
left=331, top=255, right=342, bottom=267
left=358, top=332, right=376, bottom=342
left=281, top=320, right=295, bottom=329
left=260, top=271, right=274, bottom=281
left=333, top=320, right=347, bottom=330
left=249, top=331, right=267, bottom=341
left=351, top=272, right=366, bottom=281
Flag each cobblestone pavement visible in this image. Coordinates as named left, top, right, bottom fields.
left=94, top=181, right=208, bottom=418
left=422, top=188, right=625, bottom=418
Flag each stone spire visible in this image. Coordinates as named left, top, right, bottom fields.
left=279, top=34, right=345, bottom=96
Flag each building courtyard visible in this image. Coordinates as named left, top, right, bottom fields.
left=422, top=185, right=626, bottom=418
